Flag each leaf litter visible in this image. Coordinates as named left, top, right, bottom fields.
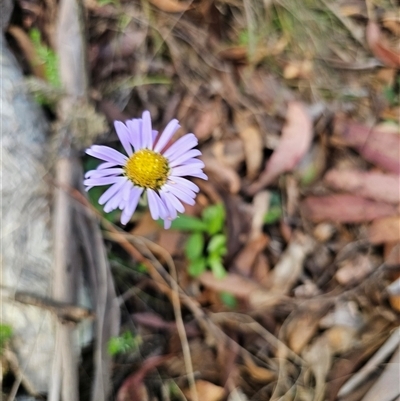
left=4, top=0, right=400, bottom=400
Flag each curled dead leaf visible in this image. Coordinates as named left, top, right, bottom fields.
left=333, top=118, right=400, bottom=174
left=232, top=234, right=269, bottom=277
left=366, top=21, right=400, bottom=68
left=247, top=101, right=313, bottom=195
left=324, top=169, right=400, bottom=204
left=269, top=232, right=315, bottom=294
left=238, top=125, right=263, bottom=180
left=199, top=271, right=261, bottom=300
left=367, top=216, right=400, bottom=244
left=148, top=0, right=193, bottom=13
left=202, top=156, right=241, bottom=194
left=301, top=195, right=398, bottom=223
left=183, top=380, right=225, bottom=401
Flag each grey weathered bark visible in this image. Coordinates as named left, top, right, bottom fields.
left=0, top=23, right=56, bottom=396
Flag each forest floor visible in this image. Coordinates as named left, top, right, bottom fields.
left=3, top=0, right=400, bottom=400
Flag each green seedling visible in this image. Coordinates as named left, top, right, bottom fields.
left=0, top=324, right=13, bottom=355
left=29, top=28, right=60, bottom=105
left=107, top=331, right=141, bottom=356
left=263, top=191, right=282, bottom=224
left=171, top=203, right=227, bottom=278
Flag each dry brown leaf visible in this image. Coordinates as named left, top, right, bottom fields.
left=302, top=337, right=332, bottom=401
left=366, top=21, right=400, bottom=68
left=193, top=100, right=221, bottom=141
left=202, top=156, right=241, bottom=194
left=269, top=232, right=315, bottom=294
left=238, top=125, right=263, bottom=180
left=148, top=0, right=193, bottom=13
left=301, top=195, right=398, bottom=223
left=361, top=347, right=400, bottom=401
left=250, top=191, right=271, bottom=239
left=157, top=229, right=182, bottom=256
left=324, top=169, right=400, bottom=204
left=283, top=60, right=313, bottom=80
left=241, top=353, right=275, bottom=383
left=385, top=243, right=400, bottom=266
left=212, top=139, right=245, bottom=170
left=247, top=101, right=313, bottom=194
left=199, top=271, right=261, bottom=300
left=368, top=216, right=400, bottom=244
left=233, top=234, right=269, bottom=277
left=334, top=118, right=400, bottom=174
left=286, top=312, right=322, bottom=354
left=335, top=254, right=374, bottom=286
left=183, top=380, right=225, bottom=401
left=324, top=326, right=358, bottom=354
left=252, top=253, right=271, bottom=288
left=389, top=295, right=400, bottom=312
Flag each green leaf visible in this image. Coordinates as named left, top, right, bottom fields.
left=219, top=292, right=237, bottom=309
left=202, top=204, right=225, bottom=235
left=207, top=234, right=227, bottom=255
left=188, top=257, right=207, bottom=277
left=107, top=331, right=140, bottom=356
left=0, top=324, right=13, bottom=355
left=185, top=232, right=204, bottom=261
left=170, top=215, right=207, bottom=232
left=263, top=205, right=282, bottom=224
left=207, top=255, right=226, bottom=279
left=264, top=192, right=282, bottom=224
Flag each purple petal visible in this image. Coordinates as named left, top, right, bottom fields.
left=164, top=219, right=172, bottom=229
left=164, top=184, right=195, bottom=206
left=84, top=176, right=122, bottom=187
left=85, top=168, right=123, bottom=179
left=86, top=145, right=127, bottom=165
left=98, top=178, right=127, bottom=205
left=121, top=180, right=133, bottom=201
left=169, top=149, right=201, bottom=167
left=114, top=121, right=133, bottom=155
left=163, top=134, right=198, bottom=160
left=189, top=171, right=208, bottom=180
left=168, top=176, right=199, bottom=193
left=97, top=162, right=118, bottom=170
left=142, top=111, right=153, bottom=149
left=170, top=165, right=204, bottom=178
left=160, top=190, right=185, bottom=214
left=126, top=118, right=142, bottom=151
left=154, top=119, right=180, bottom=153
left=152, top=130, right=158, bottom=142
left=104, top=187, right=125, bottom=212
left=121, top=187, right=143, bottom=225
left=179, top=159, right=205, bottom=169
left=148, top=189, right=169, bottom=220
left=159, top=192, right=178, bottom=220
left=166, top=182, right=196, bottom=199
left=147, top=189, right=160, bottom=220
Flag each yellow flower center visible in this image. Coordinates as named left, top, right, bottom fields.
left=124, top=149, right=170, bottom=189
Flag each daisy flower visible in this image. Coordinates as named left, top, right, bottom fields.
left=84, top=111, right=207, bottom=229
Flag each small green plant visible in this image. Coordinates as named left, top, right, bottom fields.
left=0, top=324, right=13, bottom=355
left=170, top=203, right=227, bottom=279
left=107, top=331, right=141, bottom=356
left=29, top=28, right=60, bottom=105
left=263, top=192, right=282, bottom=224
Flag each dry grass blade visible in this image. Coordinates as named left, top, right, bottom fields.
left=338, top=328, right=400, bottom=398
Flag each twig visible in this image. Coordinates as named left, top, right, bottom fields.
left=50, top=0, right=88, bottom=399
left=338, top=327, right=400, bottom=397
left=138, top=239, right=199, bottom=401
